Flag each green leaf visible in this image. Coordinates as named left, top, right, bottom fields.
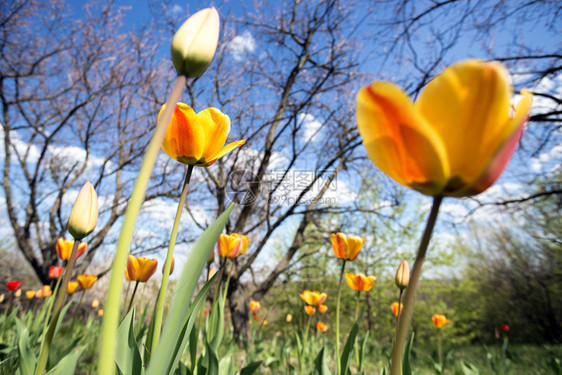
left=218, top=356, right=234, bottom=375
left=46, top=348, right=84, bottom=375
left=16, top=318, right=36, bottom=375
left=402, top=332, right=415, bottom=375
left=314, top=347, right=331, bottom=375
left=146, top=204, right=233, bottom=375
left=358, top=331, right=370, bottom=372
left=189, top=323, right=198, bottom=372
left=115, top=309, right=143, bottom=375
left=208, top=291, right=224, bottom=350
left=206, top=341, right=219, bottom=375
left=340, top=311, right=364, bottom=375
left=240, top=361, right=262, bottom=375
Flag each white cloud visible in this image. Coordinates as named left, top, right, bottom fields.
left=228, top=31, right=256, bottom=61
left=298, top=113, right=323, bottom=142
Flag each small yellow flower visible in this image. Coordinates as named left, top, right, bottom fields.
left=67, top=281, right=79, bottom=295
left=77, top=274, right=97, bottom=290
left=217, top=233, right=249, bottom=258
left=331, top=233, right=365, bottom=261
left=300, top=290, right=327, bottom=306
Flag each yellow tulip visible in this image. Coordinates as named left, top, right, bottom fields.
left=171, top=7, right=220, bottom=77
left=92, top=299, right=100, bottom=308
left=331, top=233, right=365, bottom=261
left=300, top=290, right=327, bottom=306
left=249, top=300, right=261, bottom=312
left=126, top=255, right=158, bottom=282
left=345, top=273, right=376, bottom=292
left=217, top=233, right=249, bottom=258
left=56, top=238, right=88, bottom=261
left=286, top=313, right=293, bottom=322
left=356, top=59, right=532, bottom=197
left=160, top=103, right=246, bottom=167
left=77, top=274, right=97, bottom=290
left=432, top=314, right=450, bottom=328
left=395, top=260, right=410, bottom=290
left=68, top=181, right=98, bottom=240
left=25, top=291, right=35, bottom=299
left=304, top=305, right=316, bottom=315
left=67, top=281, right=79, bottom=295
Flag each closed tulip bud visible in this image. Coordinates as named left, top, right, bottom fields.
left=171, top=7, right=220, bottom=78
left=49, top=266, right=64, bottom=279
left=0, top=294, right=4, bottom=303
left=26, top=291, right=35, bottom=299
left=319, top=304, right=328, bottom=314
left=432, top=314, right=450, bottom=328
left=391, top=302, right=404, bottom=317
left=286, top=313, right=292, bottom=322
left=304, top=305, right=316, bottom=315
left=208, top=249, right=215, bottom=265
left=68, top=181, right=98, bottom=240
left=15, top=289, right=21, bottom=297
left=92, top=299, right=100, bottom=308
left=316, top=322, right=328, bottom=332
left=261, top=320, right=267, bottom=326
left=67, top=281, right=79, bottom=295
left=162, top=256, right=175, bottom=275
left=395, top=260, right=410, bottom=290
left=98, top=309, right=104, bottom=317
left=208, top=266, right=217, bottom=281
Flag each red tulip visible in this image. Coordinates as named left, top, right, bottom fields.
left=7, top=281, right=22, bottom=291
left=49, top=266, right=64, bottom=279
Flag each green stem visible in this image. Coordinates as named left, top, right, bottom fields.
left=97, top=75, right=186, bottom=375
left=390, top=195, right=443, bottom=375
left=70, top=290, right=85, bottom=332
left=35, top=240, right=80, bottom=375
left=149, top=164, right=193, bottom=353
left=127, top=281, right=140, bottom=314
left=38, top=272, right=63, bottom=356
left=335, top=260, right=347, bottom=375
left=354, top=290, right=361, bottom=367
left=397, top=289, right=403, bottom=321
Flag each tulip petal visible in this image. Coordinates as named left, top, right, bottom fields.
left=357, top=82, right=449, bottom=196
left=204, top=139, right=246, bottom=167
left=460, top=90, right=532, bottom=196
left=416, top=60, right=512, bottom=185
left=198, top=107, right=231, bottom=161
left=161, top=103, right=206, bottom=164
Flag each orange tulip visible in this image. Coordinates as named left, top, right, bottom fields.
left=391, top=302, right=403, bottom=317
left=345, top=273, right=376, bottom=292
left=262, top=320, right=268, bottom=326
left=126, top=255, right=158, bottom=282
left=356, top=59, right=532, bottom=197
left=92, top=299, right=100, bottom=308
left=316, top=322, right=328, bottom=332
left=56, top=238, right=87, bottom=261
left=98, top=309, right=104, bottom=317
left=432, top=314, right=450, bottom=328
left=300, top=290, right=327, bottom=306
left=395, top=260, right=410, bottom=290
left=249, top=300, right=261, bottom=312
left=49, top=266, right=63, bottom=279
left=77, top=274, right=97, bottom=290
left=162, top=256, right=175, bottom=275
left=319, top=304, right=328, bottom=314
left=67, top=281, right=79, bottom=294
left=25, top=291, right=35, bottom=299
left=217, top=233, right=249, bottom=258
left=36, top=285, right=52, bottom=299
left=160, top=103, right=245, bottom=167
left=331, top=233, right=365, bottom=261
left=304, top=305, right=316, bottom=315
left=286, top=313, right=293, bottom=322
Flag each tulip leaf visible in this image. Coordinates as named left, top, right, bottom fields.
left=146, top=203, right=233, bottom=375
left=358, top=330, right=370, bottom=372
left=206, top=341, right=219, bottom=375
left=45, top=347, right=84, bottom=375
left=188, top=323, right=198, bottom=372
left=240, top=361, right=262, bottom=375
left=115, top=309, right=143, bottom=375
left=15, top=318, right=36, bottom=375
left=218, top=357, right=234, bottom=375
left=340, top=311, right=364, bottom=375
left=314, top=347, right=331, bottom=375
left=402, top=332, right=415, bottom=375
left=208, top=289, right=225, bottom=350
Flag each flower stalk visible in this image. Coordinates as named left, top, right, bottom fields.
left=335, top=259, right=346, bottom=375
left=390, top=195, right=442, bottom=375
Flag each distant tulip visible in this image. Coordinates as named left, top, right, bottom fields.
left=208, top=266, right=217, bottom=280
left=356, top=60, right=532, bottom=197
left=0, top=294, right=4, bottom=303
left=49, top=266, right=64, bottom=279
left=97, top=309, right=104, bottom=317
left=304, top=305, right=316, bottom=315
left=395, top=260, right=410, bottom=290
left=67, top=181, right=98, bottom=240
left=26, top=291, right=35, bottom=299
left=316, top=322, right=328, bottom=332
left=14, top=289, right=21, bottom=297
left=501, top=323, right=509, bottom=332
left=346, top=273, right=376, bottom=292
left=391, top=302, right=403, bottom=317
left=432, top=314, right=450, bottom=328
left=252, top=312, right=260, bottom=321
left=77, top=274, right=97, bottom=290
left=7, top=281, right=22, bottom=291
left=56, top=238, right=87, bottom=261
left=300, top=290, right=327, bottom=306
left=126, top=255, right=158, bottom=282
left=67, top=281, right=79, bottom=295
left=249, top=300, right=261, bottom=312
left=160, top=104, right=246, bottom=167
left=36, top=285, right=52, bottom=299
left=91, top=299, right=100, bottom=308
left=208, top=249, right=215, bottom=264
left=331, top=233, right=365, bottom=261
left=319, top=304, right=328, bottom=314
left=217, top=233, right=249, bottom=258
left=286, top=313, right=293, bottom=322
left=162, top=256, right=175, bottom=275
left=262, top=320, right=268, bottom=326
left=171, top=7, right=220, bottom=77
